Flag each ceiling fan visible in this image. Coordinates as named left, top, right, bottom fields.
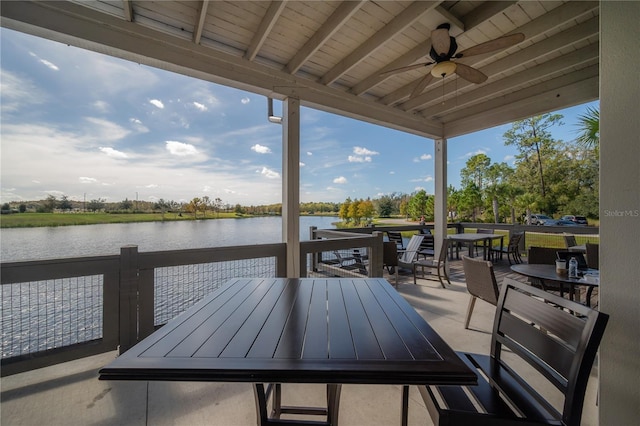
left=381, top=23, right=525, bottom=99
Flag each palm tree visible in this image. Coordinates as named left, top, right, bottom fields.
left=575, top=106, right=599, bottom=150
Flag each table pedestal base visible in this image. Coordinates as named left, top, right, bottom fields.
left=253, top=383, right=342, bottom=426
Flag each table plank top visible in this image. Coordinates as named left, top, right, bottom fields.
left=447, top=233, right=503, bottom=242
left=99, top=278, right=476, bottom=386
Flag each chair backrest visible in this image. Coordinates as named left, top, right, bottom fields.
left=476, top=228, right=493, bottom=234
left=527, top=246, right=558, bottom=265
left=437, top=238, right=449, bottom=264
left=398, top=234, right=424, bottom=263
left=491, top=278, right=609, bottom=426
left=386, top=231, right=404, bottom=249
left=507, top=232, right=523, bottom=248
left=382, top=241, right=398, bottom=268
left=563, top=233, right=578, bottom=248
left=420, top=228, right=432, bottom=235
left=585, top=242, right=599, bottom=269
left=462, top=256, right=499, bottom=306
left=419, top=234, right=435, bottom=251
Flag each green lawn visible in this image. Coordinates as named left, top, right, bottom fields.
left=0, top=212, right=242, bottom=228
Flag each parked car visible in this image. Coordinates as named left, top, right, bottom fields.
left=561, top=215, right=588, bottom=225
left=525, top=214, right=552, bottom=225
left=543, top=219, right=582, bottom=226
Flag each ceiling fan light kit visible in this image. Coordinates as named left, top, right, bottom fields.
left=431, top=61, right=456, bottom=78
left=381, top=23, right=525, bottom=100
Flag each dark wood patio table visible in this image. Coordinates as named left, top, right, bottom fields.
left=447, top=233, right=504, bottom=261
left=510, top=264, right=599, bottom=307
left=99, top=278, right=476, bottom=426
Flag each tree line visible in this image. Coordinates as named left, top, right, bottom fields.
left=337, top=110, right=600, bottom=225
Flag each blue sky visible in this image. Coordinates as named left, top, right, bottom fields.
left=1, top=28, right=598, bottom=206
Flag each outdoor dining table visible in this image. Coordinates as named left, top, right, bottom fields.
left=99, top=278, right=476, bottom=426
left=447, top=233, right=504, bottom=261
left=510, top=264, right=599, bottom=307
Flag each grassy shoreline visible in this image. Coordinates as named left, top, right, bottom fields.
left=0, top=212, right=261, bottom=228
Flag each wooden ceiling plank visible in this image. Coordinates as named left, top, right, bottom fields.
left=192, top=0, right=210, bottom=44
left=420, top=43, right=599, bottom=118
left=244, top=0, right=287, bottom=61
left=354, top=1, right=517, bottom=97
left=406, top=17, right=599, bottom=112
left=444, top=72, right=598, bottom=137
left=286, top=1, right=365, bottom=75
left=380, top=1, right=598, bottom=107
left=319, top=1, right=439, bottom=86
left=122, top=0, right=133, bottom=22
left=462, top=1, right=517, bottom=30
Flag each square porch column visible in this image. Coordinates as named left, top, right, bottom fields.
left=282, top=97, right=300, bottom=277
left=434, top=137, right=448, bottom=264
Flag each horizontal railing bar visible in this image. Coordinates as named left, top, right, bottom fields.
left=137, top=243, right=287, bottom=269
left=1, top=256, right=120, bottom=284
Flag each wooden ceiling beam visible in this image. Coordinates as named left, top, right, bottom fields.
left=407, top=17, right=599, bottom=113
left=319, top=1, right=439, bottom=86
left=379, top=0, right=598, bottom=107
left=286, top=1, right=365, bottom=75
left=443, top=67, right=598, bottom=137
left=122, top=0, right=133, bottom=22
left=244, top=1, right=287, bottom=61
left=192, top=0, right=209, bottom=45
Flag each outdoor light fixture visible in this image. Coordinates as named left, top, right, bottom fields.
left=431, top=61, right=457, bottom=78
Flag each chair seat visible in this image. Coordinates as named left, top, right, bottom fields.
left=420, top=352, right=562, bottom=426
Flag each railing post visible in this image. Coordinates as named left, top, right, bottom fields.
left=119, top=245, right=139, bottom=354
left=309, top=226, right=318, bottom=271
left=368, top=231, right=384, bottom=278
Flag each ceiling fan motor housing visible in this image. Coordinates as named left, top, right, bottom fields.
left=429, top=37, right=458, bottom=63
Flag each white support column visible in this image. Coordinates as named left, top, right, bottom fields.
left=282, top=97, right=300, bottom=277
left=434, top=138, right=448, bottom=262
left=599, top=2, right=640, bottom=424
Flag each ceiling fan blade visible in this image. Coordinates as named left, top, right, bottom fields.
left=455, top=63, right=487, bottom=84
left=456, top=33, right=525, bottom=58
left=410, top=73, right=435, bottom=99
left=379, top=62, right=433, bottom=77
left=431, top=27, right=451, bottom=56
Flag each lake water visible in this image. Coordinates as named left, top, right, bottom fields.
left=0, top=216, right=339, bottom=262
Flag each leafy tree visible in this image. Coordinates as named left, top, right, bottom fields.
left=504, top=113, right=563, bottom=200
left=339, top=198, right=352, bottom=223
left=43, top=195, right=57, bottom=213
left=87, top=198, right=106, bottom=212
left=59, top=195, right=73, bottom=211
left=120, top=198, right=133, bottom=211
left=461, top=153, right=491, bottom=190
left=348, top=199, right=362, bottom=225
left=575, top=106, right=599, bottom=152
left=484, top=162, right=513, bottom=223
left=19, top=203, right=26, bottom=213
left=376, top=195, right=395, bottom=217
left=407, top=189, right=431, bottom=220
left=186, top=197, right=203, bottom=218
left=357, top=199, right=375, bottom=225
left=1, top=203, right=10, bottom=212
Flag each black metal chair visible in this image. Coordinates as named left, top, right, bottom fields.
left=490, top=232, right=523, bottom=264
left=413, top=239, right=450, bottom=288
left=586, top=242, right=599, bottom=269
left=402, top=277, right=609, bottom=426
left=461, top=256, right=499, bottom=329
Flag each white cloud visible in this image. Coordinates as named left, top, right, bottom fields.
left=307, top=151, right=313, bottom=156
left=29, top=52, right=59, bottom=71
left=79, top=177, right=97, bottom=184
left=149, top=99, right=164, bottom=109
left=420, top=154, right=432, bottom=160
left=92, top=101, right=110, bottom=113
left=251, top=144, right=272, bottom=154
left=165, top=141, right=198, bottom=156
left=259, top=167, right=280, bottom=179
left=390, top=171, right=395, bottom=174
left=348, top=155, right=372, bottom=163
left=333, top=176, right=347, bottom=184
left=349, top=146, right=378, bottom=163
left=193, top=101, right=208, bottom=111
left=241, top=97, right=250, bottom=104
left=504, top=155, right=515, bottom=162
left=84, top=117, right=130, bottom=142
left=463, top=149, right=488, bottom=158
left=99, top=147, right=129, bottom=159
left=129, top=117, right=149, bottom=133
left=300, top=162, right=305, bottom=167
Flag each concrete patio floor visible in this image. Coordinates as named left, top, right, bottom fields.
left=1, top=258, right=600, bottom=426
